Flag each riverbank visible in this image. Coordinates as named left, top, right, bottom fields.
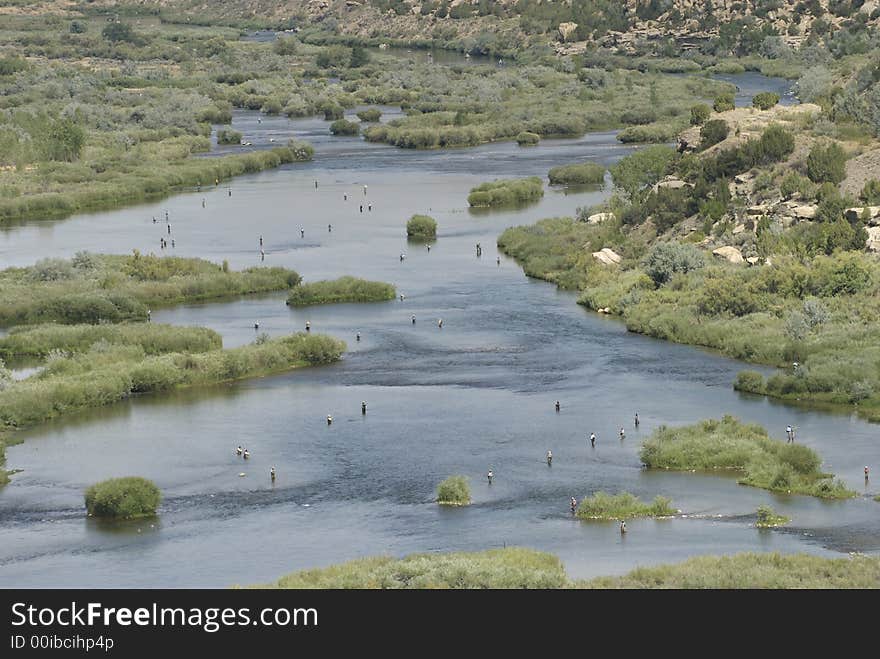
left=0, top=144, right=313, bottom=226
left=249, top=547, right=880, bottom=589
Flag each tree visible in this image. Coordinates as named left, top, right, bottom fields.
left=861, top=179, right=880, bottom=204
left=43, top=117, right=86, bottom=162
left=102, top=22, right=137, bottom=44
left=806, top=142, right=847, bottom=184
left=349, top=45, right=370, bottom=68
left=69, top=20, right=87, bottom=34
left=609, top=145, right=677, bottom=200
left=758, top=124, right=795, bottom=162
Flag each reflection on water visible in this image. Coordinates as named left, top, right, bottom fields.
left=0, top=77, right=877, bottom=588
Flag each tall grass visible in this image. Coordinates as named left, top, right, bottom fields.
left=640, top=416, right=855, bottom=499
left=286, top=277, right=396, bottom=306
left=0, top=323, right=221, bottom=358
left=0, top=333, right=345, bottom=429
left=251, top=548, right=566, bottom=588
left=468, top=177, right=543, bottom=207
left=0, top=254, right=300, bottom=326
left=576, top=491, right=675, bottom=520
left=577, top=553, right=880, bottom=588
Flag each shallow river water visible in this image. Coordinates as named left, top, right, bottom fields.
left=1, top=74, right=876, bottom=589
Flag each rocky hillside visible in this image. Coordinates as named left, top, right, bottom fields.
left=24, top=1, right=880, bottom=54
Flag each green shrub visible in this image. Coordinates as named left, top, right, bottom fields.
left=806, top=142, right=847, bottom=184
left=467, top=177, right=544, bottom=207
left=642, top=242, right=706, bottom=286
left=84, top=477, right=161, bottom=519
left=437, top=475, right=470, bottom=505
left=576, top=491, right=675, bottom=520
left=752, top=92, right=780, bottom=110
left=286, top=277, right=396, bottom=306
left=860, top=180, right=880, bottom=204
left=217, top=129, right=242, bottom=145
left=356, top=109, right=382, bottom=123
left=406, top=214, right=437, bottom=238
left=548, top=162, right=605, bottom=185
left=700, top=119, right=729, bottom=149
left=609, top=145, right=677, bottom=200
left=516, top=131, right=540, bottom=146
left=713, top=92, right=736, bottom=112
left=690, top=104, right=711, bottom=125
left=329, top=119, right=360, bottom=136
left=735, top=370, right=765, bottom=393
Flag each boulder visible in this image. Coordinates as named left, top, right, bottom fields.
left=866, top=226, right=880, bottom=252
left=747, top=205, right=769, bottom=215
left=793, top=205, right=817, bottom=220
left=746, top=256, right=761, bottom=266
left=592, top=248, right=622, bottom=266
left=587, top=212, right=615, bottom=224
left=712, top=246, right=744, bottom=264
left=732, top=223, right=746, bottom=235
left=655, top=177, right=691, bottom=191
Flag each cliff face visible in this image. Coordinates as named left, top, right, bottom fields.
left=13, top=1, right=880, bottom=51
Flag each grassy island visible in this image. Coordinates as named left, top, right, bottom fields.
left=548, top=162, right=606, bottom=185
left=85, top=476, right=161, bottom=520
left=639, top=416, right=855, bottom=499
left=286, top=277, right=396, bottom=306
left=0, top=333, right=345, bottom=429
left=576, top=491, right=675, bottom=520
left=436, top=475, right=471, bottom=506
left=406, top=214, right=437, bottom=239
left=0, top=254, right=301, bottom=327
left=467, top=177, right=544, bottom=207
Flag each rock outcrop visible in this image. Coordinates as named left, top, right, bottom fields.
left=712, top=246, right=744, bottom=264
left=592, top=248, right=622, bottom=266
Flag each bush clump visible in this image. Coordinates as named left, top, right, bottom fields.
left=467, top=177, right=544, bottom=207
left=752, top=92, right=780, bottom=110
left=437, top=475, right=471, bottom=506
left=406, top=214, right=437, bottom=239
left=642, top=242, right=706, bottom=286
left=356, top=109, right=382, bottom=123
left=286, top=277, right=396, bottom=306
left=516, top=131, right=540, bottom=146
left=217, top=129, right=243, bottom=145
left=329, top=119, right=360, bottom=136
left=690, top=104, right=711, bottom=125
left=700, top=119, right=729, bottom=149
left=548, top=162, right=606, bottom=185
left=85, top=476, right=161, bottom=519
left=713, top=92, right=736, bottom=112
left=755, top=505, right=789, bottom=528
left=806, top=142, right=848, bottom=185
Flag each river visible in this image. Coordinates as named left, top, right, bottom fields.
left=2, top=75, right=875, bottom=589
